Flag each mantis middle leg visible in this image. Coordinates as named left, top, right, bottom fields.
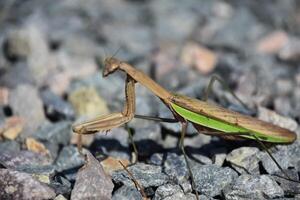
left=203, top=74, right=249, bottom=110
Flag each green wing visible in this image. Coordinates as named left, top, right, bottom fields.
left=171, top=102, right=293, bottom=143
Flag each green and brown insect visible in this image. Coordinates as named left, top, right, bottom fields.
left=72, top=57, right=297, bottom=198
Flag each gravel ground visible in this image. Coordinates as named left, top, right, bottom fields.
left=0, top=0, right=300, bottom=199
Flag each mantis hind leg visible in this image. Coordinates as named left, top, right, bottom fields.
left=203, top=74, right=249, bottom=110
left=180, top=121, right=199, bottom=200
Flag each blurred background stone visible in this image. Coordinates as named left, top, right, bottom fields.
left=0, top=0, right=299, bottom=199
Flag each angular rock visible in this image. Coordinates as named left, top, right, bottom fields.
left=273, top=169, right=300, bottom=195
left=0, top=169, right=56, bottom=200
left=191, top=164, right=238, bottom=197
left=71, top=151, right=113, bottom=200
left=55, top=146, right=85, bottom=172
left=112, top=163, right=168, bottom=188
left=50, top=175, right=72, bottom=196
left=260, top=141, right=300, bottom=174
left=163, top=153, right=188, bottom=184
left=226, top=147, right=260, bottom=175
left=223, top=174, right=284, bottom=200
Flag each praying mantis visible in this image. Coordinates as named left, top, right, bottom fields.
left=72, top=57, right=297, bottom=198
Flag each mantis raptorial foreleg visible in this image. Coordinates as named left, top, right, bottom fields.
left=72, top=75, right=136, bottom=150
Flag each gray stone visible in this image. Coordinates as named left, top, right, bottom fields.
left=50, top=176, right=72, bottom=196
left=71, top=151, right=113, bottom=200
left=4, top=25, right=53, bottom=85
left=40, top=89, right=75, bottom=120
left=33, top=121, right=72, bottom=146
left=112, top=163, right=168, bottom=188
left=9, top=84, right=45, bottom=137
left=0, top=169, right=56, bottom=200
left=16, top=164, right=56, bottom=186
left=209, top=7, right=266, bottom=52
left=150, top=0, right=201, bottom=42
left=163, top=153, right=189, bottom=184
left=257, top=106, right=298, bottom=132
left=112, top=185, right=143, bottom=200
left=55, top=146, right=85, bottom=172
left=260, top=141, right=300, bottom=174
left=0, top=140, right=21, bottom=154
left=226, top=147, right=260, bottom=174
left=223, top=174, right=284, bottom=200
left=191, top=164, right=238, bottom=197
left=132, top=120, right=163, bottom=156
left=95, top=127, right=131, bottom=160
left=272, top=169, right=300, bottom=195
left=0, top=150, right=52, bottom=169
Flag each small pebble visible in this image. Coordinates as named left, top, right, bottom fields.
left=112, top=185, right=143, bottom=200
left=191, top=164, right=238, bottom=197
left=25, top=137, right=50, bottom=156
left=256, top=30, right=289, bottom=54
left=112, top=163, right=168, bottom=188
left=1, top=116, right=24, bottom=140
left=181, top=42, right=218, bottom=75
left=33, top=121, right=72, bottom=146
left=55, top=146, right=85, bottom=172
left=40, top=89, right=75, bottom=120
left=154, top=184, right=197, bottom=200
left=17, top=164, right=56, bottom=184
left=100, top=156, right=130, bottom=176
left=223, top=174, right=284, bottom=200
left=0, top=87, right=9, bottom=105
left=226, top=147, right=260, bottom=175
left=68, top=86, right=109, bottom=117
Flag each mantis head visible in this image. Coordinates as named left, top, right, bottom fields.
left=103, top=57, right=122, bottom=77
